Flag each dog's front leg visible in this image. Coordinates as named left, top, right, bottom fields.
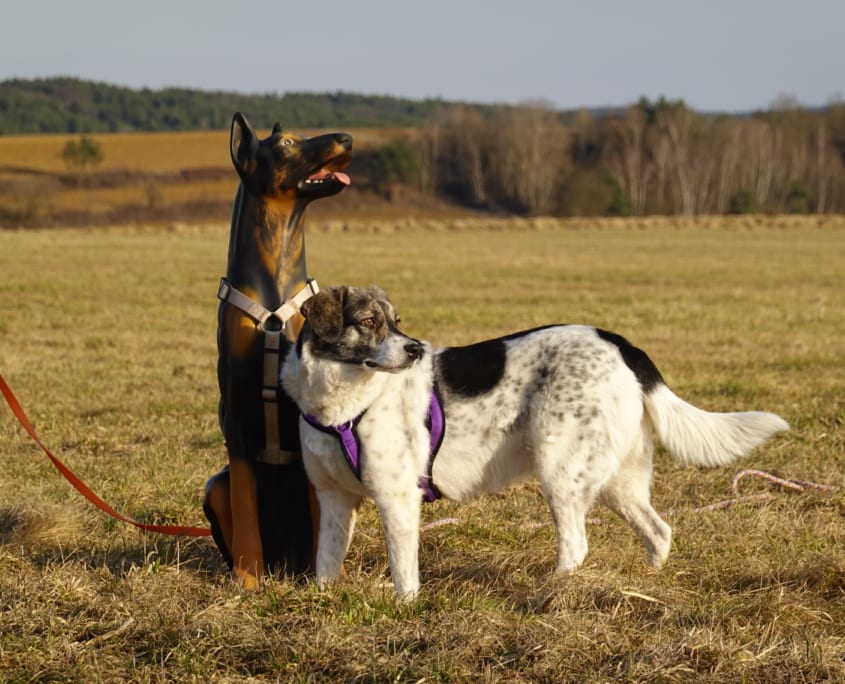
left=314, top=487, right=361, bottom=587
left=373, top=490, right=422, bottom=601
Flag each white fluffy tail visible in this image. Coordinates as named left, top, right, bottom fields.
left=644, top=384, right=789, bottom=467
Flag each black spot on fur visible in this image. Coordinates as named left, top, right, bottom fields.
left=596, top=329, right=664, bottom=393
left=437, top=338, right=507, bottom=397
left=436, top=326, right=562, bottom=398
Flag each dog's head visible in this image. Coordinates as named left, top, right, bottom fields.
left=299, top=286, right=425, bottom=372
left=230, top=112, right=352, bottom=201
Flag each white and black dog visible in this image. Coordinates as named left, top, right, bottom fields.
left=281, top=285, right=788, bottom=600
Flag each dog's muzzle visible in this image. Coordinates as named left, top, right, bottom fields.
left=404, top=342, right=424, bottom=361
left=364, top=340, right=425, bottom=372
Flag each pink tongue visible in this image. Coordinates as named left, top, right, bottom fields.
left=309, top=170, right=351, bottom=185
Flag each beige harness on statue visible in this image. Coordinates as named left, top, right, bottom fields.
left=217, top=278, right=320, bottom=465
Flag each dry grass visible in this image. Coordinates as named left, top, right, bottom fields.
left=1, top=216, right=843, bottom=682
left=0, top=128, right=413, bottom=173
left=0, top=131, right=231, bottom=173
left=0, top=128, right=422, bottom=224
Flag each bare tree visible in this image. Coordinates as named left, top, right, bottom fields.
left=454, top=107, right=489, bottom=204
left=420, top=105, right=491, bottom=205
left=810, top=121, right=844, bottom=214
left=656, top=104, right=697, bottom=215
left=713, top=119, right=742, bottom=214
left=815, top=122, right=829, bottom=213
left=605, top=106, right=653, bottom=215
left=492, top=102, right=570, bottom=215
left=652, top=129, right=671, bottom=214
left=733, top=119, right=776, bottom=210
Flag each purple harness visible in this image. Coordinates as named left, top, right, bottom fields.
left=303, top=389, right=445, bottom=502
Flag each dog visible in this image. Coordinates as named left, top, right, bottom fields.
left=203, top=112, right=352, bottom=588
left=281, top=285, right=789, bottom=600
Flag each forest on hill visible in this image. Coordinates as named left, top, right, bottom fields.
left=0, top=77, right=484, bottom=133
left=2, top=78, right=845, bottom=220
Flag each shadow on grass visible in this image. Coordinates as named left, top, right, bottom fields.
left=0, top=502, right=229, bottom=580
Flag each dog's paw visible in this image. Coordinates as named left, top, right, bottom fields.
left=392, top=579, right=421, bottom=602
left=395, top=588, right=420, bottom=603
left=233, top=568, right=262, bottom=591
left=647, top=535, right=672, bottom=568
left=316, top=575, right=338, bottom=590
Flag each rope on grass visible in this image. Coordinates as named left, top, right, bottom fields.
left=421, top=517, right=460, bottom=532
left=420, top=469, right=840, bottom=532
left=664, top=468, right=839, bottom=517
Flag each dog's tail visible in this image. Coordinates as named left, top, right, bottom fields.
left=643, top=383, right=788, bottom=467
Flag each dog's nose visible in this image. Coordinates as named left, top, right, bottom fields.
left=335, top=133, right=352, bottom=149
left=404, top=342, right=424, bottom=360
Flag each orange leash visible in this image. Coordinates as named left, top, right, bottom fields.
left=0, top=373, right=211, bottom=537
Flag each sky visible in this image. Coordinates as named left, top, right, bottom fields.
left=1, top=0, right=843, bottom=113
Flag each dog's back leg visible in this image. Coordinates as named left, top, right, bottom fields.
left=315, top=487, right=362, bottom=587
left=598, top=427, right=672, bottom=567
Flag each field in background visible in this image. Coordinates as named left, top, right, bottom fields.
left=0, top=128, right=417, bottom=173
left=0, top=128, right=422, bottom=224
left=0, top=218, right=843, bottom=682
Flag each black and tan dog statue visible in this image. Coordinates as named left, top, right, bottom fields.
left=203, top=112, right=352, bottom=587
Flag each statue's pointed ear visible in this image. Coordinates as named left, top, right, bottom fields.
left=301, top=288, right=346, bottom=343
left=230, top=112, right=258, bottom=178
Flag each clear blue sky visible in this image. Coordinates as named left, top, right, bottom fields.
left=2, top=0, right=842, bottom=112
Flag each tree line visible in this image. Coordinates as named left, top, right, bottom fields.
left=0, top=77, right=479, bottom=133
left=413, top=98, right=845, bottom=215
left=4, top=79, right=844, bottom=216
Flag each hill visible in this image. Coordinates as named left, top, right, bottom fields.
left=0, top=77, right=495, bottom=134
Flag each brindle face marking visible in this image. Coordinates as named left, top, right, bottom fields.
left=300, top=286, right=423, bottom=372
left=229, top=112, right=352, bottom=201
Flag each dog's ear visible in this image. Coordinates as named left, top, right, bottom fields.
left=301, top=288, right=346, bottom=343
left=230, top=112, right=259, bottom=178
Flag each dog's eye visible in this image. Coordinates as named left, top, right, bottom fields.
left=281, top=138, right=294, bottom=146
left=394, top=316, right=402, bottom=326
left=359, top=317, right=376, bottom=328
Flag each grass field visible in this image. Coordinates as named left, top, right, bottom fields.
left=0, top=128, right=418, bottom=225
left=0, top=216, right=843, bottom=682
left=0, top=128, right=414, bottom=173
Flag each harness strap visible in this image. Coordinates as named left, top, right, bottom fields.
left=217, top=278, right=320, bottom=329
left=303, top=390, right=445, bottom=502
left=302, top=413, right=365, bottom=479
left=420, top=390, right=445, bottom=502
left=261, top=328, right=283, bottom=460
left=218, top=278, right=320, bottom=465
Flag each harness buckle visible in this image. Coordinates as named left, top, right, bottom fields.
left=217, top=278, right=232, bottom=302
left=262, top=315, right=284, bottom=333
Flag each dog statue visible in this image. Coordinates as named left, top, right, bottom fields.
left=203, top=113, right=352, bottom=588
left=281, top=285, right=788, bottom=600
